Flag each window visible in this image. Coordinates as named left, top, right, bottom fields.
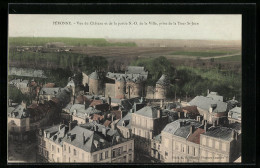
left=208, top=139, right=213, bottom=147
left=57, top=157, right=59, bottom=162
left=64, top=145, right=66, bottom=151
left=129, top=143, right=132, bottom=151
left=112, top=150, right=116, bottom=158
left=187, top=146, right=190, bottom=154
left=202, top=137, right=206, bottom=146
left=165, top=151, right=168, bottom=159
left=105, top=151, right=108, bottom=159
left=93, top=154, right=97, bottom=162
left=69, top=147, right=71, bottom=153
left=74, top=149, right=77, bottom=156
left=194, top=148, right=196, bottom=156
left=52, top=145, right=54, bottom=151
left=222, top=143, right=226, bottom=151
left=57, top=148, right=59, bottom=153
left=129, top=154, right=132, bottom=162
left=215, top=141, right=220, bottom=149
left=82, top=153, right=84, bottom=160
left=100, top=153, right=103, bottom=160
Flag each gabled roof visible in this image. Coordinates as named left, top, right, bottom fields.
left=189, top=96, right=227, bottom=113
left=156, top=74, right=169, bottom=86
left=117, top=113, right=132, bottom=128
left=135, top=106, right=160, bottom=119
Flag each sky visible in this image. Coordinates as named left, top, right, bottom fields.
left=9, top=14, right=241, bottom=40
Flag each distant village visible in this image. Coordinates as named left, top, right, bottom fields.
left=8, top=65, right=241, bottom=163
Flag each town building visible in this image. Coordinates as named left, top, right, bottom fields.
left=9, top=79, right=30, bottom=93
left=8, top=101, right=30, bottom=141
left=131, top=106, right=168, bottom=161
left=227, top=107, right=241, bottom=124
left=188, top=92, right=228, bottom=125
left=155, top=74, right=169, bottom=100
left=37, top=122, right=134, bottom=163
left=38, top=87, right=62, bottom=104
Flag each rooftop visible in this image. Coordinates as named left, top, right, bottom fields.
left=189, top=96, right=227, bottom=113
left=203, top=126, right=236, bottom=141
left=156, top=74, right=169, bottom=86
left=135, top=106, right=161, bottom=119
left=187, top=128, right=205, bottom=144
left=117, top=113, right=132, bottom=128
left=39, top=87, right=61, bottom=95
left=207, top=92, right=223, bottom=102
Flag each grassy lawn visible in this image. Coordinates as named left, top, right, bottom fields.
left=170, top=50, right=239, bottom=57
left=215, top=55, right=241, bottom=62
left=9, top=37, right=137, bottom=47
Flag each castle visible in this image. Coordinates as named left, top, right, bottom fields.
left=82, top=66, right=169, bottom=100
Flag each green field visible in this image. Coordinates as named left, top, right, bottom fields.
left=9, top=37, right=137, bottom=47
left=215, top=55, right=241, bottom=62
left=170, top=50, right=239, bottom=57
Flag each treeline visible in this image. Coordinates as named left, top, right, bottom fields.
left=9, top=50, right=108, bottom=74
left=9, top=37, right=137, bottom=47
left=131, top=56, right=241, bottom=102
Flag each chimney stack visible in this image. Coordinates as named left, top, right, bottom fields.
left=69, top=122, right=72, bottom=131
left=197, top=115, right=202, bottom=122
left=82, top=132, right=85, bottom=144
left=207, top=89, right=210, bottom=95
left=204, top=120, right=207, bottom=132
left=157, top=109, right=161, bottom=118
left=160, top=99, right=163, bottom=108
left=190, top=125, right=195, bottom=134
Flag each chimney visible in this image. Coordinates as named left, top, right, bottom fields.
left=59, top=124, right=64, bottom=131
left=102, top=128, right=106, bottom=136
left=212, top=120, right=216, bottom=127
left=94, top=125, right=97, bottom=131
left=204, top=120, right=208, bottom=132
left=209, top=107, right=213, bottom=113
left=160, top=99, right=163, bottom=108
left=190, top=125, right=195, bottom=134
left=197, top=115, right=201, bottom=122
left=82, top=132, right=85, bottom=144
left=157, top=109, right=161, bottom=118
left=69, top=122, right=72, bottom=131
left=207, top=89, right=210, bottom=95
left=94, top=140, right=99, bottom=148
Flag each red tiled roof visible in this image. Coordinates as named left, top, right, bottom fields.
left=90, top=100, right=103, bottom=107
left=76, top=95, right=92, bottom=105
left=187, top=128, right=205, bottom=144
left=28, top=103, right=38, bottom=109
left=111, top=110, right=122, bottom=120
left=44, top=83, right=55, bottom=88
left=92, top=114, right=104, bottom=121
left=103, top=120, right=111, bottom=127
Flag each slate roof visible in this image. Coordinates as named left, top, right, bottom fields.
left=156, top=74, right=169, bottom=86
left=166, top=102, right=182, bottom=110
left=203, top=126, right=235, bottom=141
left=48, top=125, right=69, bottom=145
left=39, top=87, right=61, bottom=95
left=117, top=113, right=132, bottom=128
left=207, top=92, right=223, bottom=102
left=162, top=119, right=201, bottom=138
left=135, top=106, right=161, bottom=119
left=89, top=71, right=100, bottom=80
left=8, top=105, right=29, bottom=119
left=228, top=107, right=241, bottom=120
left=121, top=97, right=141, bottom=112
left=189, top=96, right=227, bottom=113
left=70, top=104, right=102, bottom=119
left=126, top=66, right=148, bottom=76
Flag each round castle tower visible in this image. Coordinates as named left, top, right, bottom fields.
left=115, top=76, right=126, bottom=99
left=89, top=71, right=102, bottom=95
left=155, top=74, right=169, bottom=100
